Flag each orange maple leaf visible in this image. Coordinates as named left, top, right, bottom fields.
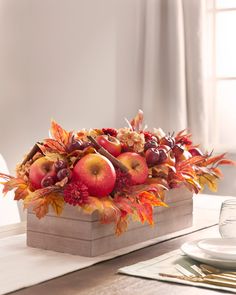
left=50, top=120, right=73, bottom=148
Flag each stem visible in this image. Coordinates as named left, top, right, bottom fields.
left=21, top=142, right=42, bottom=165
left=87, top=136, right=128, bottom=173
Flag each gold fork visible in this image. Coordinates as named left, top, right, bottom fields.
left=159, top=272, right=236, bottom=288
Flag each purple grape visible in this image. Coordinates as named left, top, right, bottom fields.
left=54, top=160, right=67, bottom=172
left=145, top=148, right=160, bottom=167
left=41, top=176, right=55, bottom=187
left=57, top=168, right=71, bottom=181
left=157, top=149, right=168, bottom=164
left=144, top=140, right=159, bottom=151
left=68, top=140, right=83, bottom=152
left=80, top=141, right=92, bottom=149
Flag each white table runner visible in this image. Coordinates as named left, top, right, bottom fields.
left=0, top=194, right=229, bottom=294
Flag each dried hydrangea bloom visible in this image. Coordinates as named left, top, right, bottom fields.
left=16, top=152, right=42, bottom=182
left=77, top=128, right=103, bottom=141
left=117, top=128, right=145, bottom=153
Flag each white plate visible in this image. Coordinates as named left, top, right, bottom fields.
left=198, top=238, right=236, bottom=260
left=181, top=240, right=236, bottom=269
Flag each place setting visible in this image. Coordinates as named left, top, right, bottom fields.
left=119, top=199, right=236, bottom=293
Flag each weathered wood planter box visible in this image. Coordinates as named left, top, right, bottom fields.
left=27, top=187, right=193, bottom=256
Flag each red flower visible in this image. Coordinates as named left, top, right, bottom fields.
left=114, top=169, right=133, bottom=193
left=102, top=128, right=118, bottom=137
left=63, top=181, right=89, bottom=206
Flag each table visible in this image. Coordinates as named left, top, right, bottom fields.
left=3, top=195, right=234, bottom=295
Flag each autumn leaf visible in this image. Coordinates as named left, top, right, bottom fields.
left=44, top=151, right=66, bottom=162
left=82, top=196, right=121, bottom=224
left=178, top=155, right=207, bottom=168
left=14, top=183, right=29, bottom=200
left=25, top=195, right=50, bottom=219
left=211, top=167, right=224, bottom=178
left=0, top=174, right=29, bottom=199
left=50, top=120, right=73, bottom=147
left=198, top=174, right=218, bottom=192
left=203, top=153, right=226, bottom=166
left=215, top=159, right=236, bottom=166
left=138, top=191, right=167, bottom=208
left=82, top=196, right=104, bottom=214
left=0, top=172, right=14, bottom=182
left=24, top=189, right=64, bottom=219
left=43, top=139, right=67, bottom=154
left=130, top=109, right=144, bottom=131
left=47, top=193, right=65, bottom=216
left=114, top=195, right=134, bottom=215
left=115, top=215, right=128, bottom=236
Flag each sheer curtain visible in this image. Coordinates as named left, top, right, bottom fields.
left=141, top=0, right=209, bottom=147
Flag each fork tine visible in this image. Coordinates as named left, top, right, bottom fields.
left=191, top=265, right=206, bottom=277
left=175, top=264, right=194, bottom=277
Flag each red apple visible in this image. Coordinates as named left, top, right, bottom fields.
left=96, top=135, right=121, bottom=157
left=29, top=157, right=56, bottom=189
left=117, top=152, right=148, bottom=184
left=73, top=153, right=116, bottom=197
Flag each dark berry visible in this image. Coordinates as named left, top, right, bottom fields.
left=157, top=149, right=168, bottom=164
left=54, top=160, right=67, bottom=172
left=41, top=176, right=55, bottom=187
left=68, top=140, right=83, bottom=152
left=144, top=140, right=158, bottom=151
left=160, top=136, right=175, bottom=148
left=189, top=148, right=203, bottom=156
left=172, top=144, right=184, bottom=157
left=57, top=168, right=71, bottom=181
left=145, top=148, right=160, bottom=167
left=80, top=141, right=92, bottom=149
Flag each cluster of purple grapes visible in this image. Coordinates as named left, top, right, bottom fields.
left=41, top=160, right=71, bottom=188
left=40, top=140, right=92, bottom=188
left=144, top=135, right=181, bottom=167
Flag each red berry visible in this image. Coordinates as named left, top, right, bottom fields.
left=102, top=128, right=118, bottom=137
left=143, top=131, right=158, bottom=142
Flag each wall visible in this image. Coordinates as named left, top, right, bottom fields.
left=0, top=0, right=235, bottom=197
left=0, top=0, right=118, bottom=172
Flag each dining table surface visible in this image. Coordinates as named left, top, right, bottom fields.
left=2, top=194, right=235, bottom=295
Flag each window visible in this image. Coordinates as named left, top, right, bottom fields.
left=207, top=0, right=236, bottom=151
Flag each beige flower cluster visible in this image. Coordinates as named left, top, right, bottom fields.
left=16, top=152, right=42, bottom=182
left=117, top=128, right=145, bottom=153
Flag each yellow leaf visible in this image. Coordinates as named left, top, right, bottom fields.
left=48, top=193, right=65, bottom=216
left=199, top=174, right=218, bottom=192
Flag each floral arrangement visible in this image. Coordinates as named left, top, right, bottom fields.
left=0, top=110, right=234, bottom=235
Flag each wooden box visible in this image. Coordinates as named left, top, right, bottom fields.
left=27, top=187, right=193, bottom=256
